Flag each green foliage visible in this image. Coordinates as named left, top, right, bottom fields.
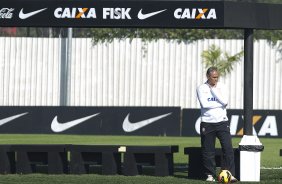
left=2, top=28, right=282, bottom=48
left=89, top=28, right=244, bottom=44
left=201, top=44, right=243, bottom=76
left=88, top=28, right=282, bottom=47
left=255, top=30, right=282, bottom=45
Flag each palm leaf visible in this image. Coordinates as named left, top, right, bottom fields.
left=201, top=45, right=243, bottom=76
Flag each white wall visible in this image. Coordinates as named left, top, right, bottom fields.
left=0, top=37, right=61, bottom=106
left=0, top=37, right=281, bottom=109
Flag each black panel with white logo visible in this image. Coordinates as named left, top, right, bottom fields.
left=0, top=0, right=223, bottom=28
left=0, top=106, right=180, bottom=136
left=2, top=0, right=282, bottom=29
left=182, top=109, right=282, bottom=138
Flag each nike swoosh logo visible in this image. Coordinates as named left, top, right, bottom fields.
left=137, top=9, right=167, bottom=20
left=0, top=112, right=28, bottom=126
left=122, top=112, right=172, bottom=132
left=19, top=8, right=47, bottom=19
left=51, top=113, right=100, bottom=132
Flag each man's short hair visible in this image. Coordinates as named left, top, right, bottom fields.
left=206, top=66, right=218, bottom=76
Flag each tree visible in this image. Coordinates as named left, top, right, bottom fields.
left=201, top=44, right=243, bottom=76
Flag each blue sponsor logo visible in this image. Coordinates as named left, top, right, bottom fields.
left=207, top=97, right=217, bottom=101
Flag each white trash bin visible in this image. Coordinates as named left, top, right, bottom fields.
left=239, top=135, right=264, bottom=182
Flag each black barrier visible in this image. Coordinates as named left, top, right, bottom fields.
left=182, top=109, right=282, bottom=138
left=0, top=106, right=180, bottom=136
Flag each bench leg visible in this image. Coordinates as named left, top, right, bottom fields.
left=0, top=151, right=15, bottom=174
left=154, top=153, right=173, bottom=176
left=16, top=151, right=33, bottom=174
left=70, top=151, right=86, bottom=174
left=188, top=153, right=205, bottom=179
left=123, top=153, right=139, bottom=176
left=102, top=152, right=121, bottom=175
left=48, top=152, right=68, bottom=174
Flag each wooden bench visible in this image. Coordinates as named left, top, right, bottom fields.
left=184, top=147, right=239, bottom=179
left=10, top=144, right=68, bottom=174
left=122, top=145, right=179, bottom=176
left=67, top=145, right=122, bottom=175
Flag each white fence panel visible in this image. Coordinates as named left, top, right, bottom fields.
left=0, top=37, right=61, bottom=106
left=0, top=37, right=281, bottom=109
left=68, top=38, right=245, bottom=108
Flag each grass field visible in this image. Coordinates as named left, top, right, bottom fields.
left=0, top=134, right=281, bottom=183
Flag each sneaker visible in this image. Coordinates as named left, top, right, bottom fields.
left=231, top=176, right=238, bottom=183
left=206, top=175, right=215, bottom=182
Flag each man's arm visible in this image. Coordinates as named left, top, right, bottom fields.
left=196, top=86, right=223, bottom=109
left=210, top=84, right=228, bottom=106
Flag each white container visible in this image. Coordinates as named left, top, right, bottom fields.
left=239, top=135, right=263, bottom=182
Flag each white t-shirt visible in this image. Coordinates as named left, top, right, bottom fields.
left=196, top=81, right=228, bottom=123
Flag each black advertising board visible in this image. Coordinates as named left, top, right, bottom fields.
left=1, top=0, right=282, bottom=29
left=0, top=106, right=180, bottom=136
left=182, top=109, right=282, bottom=138
left=0, top=0, right=224, bottom=28
left=1, top=107, right=281, bottom=137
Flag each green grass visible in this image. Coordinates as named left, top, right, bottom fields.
left=0, top=134, right=281, bottom=183
left=0, top=172, right=281, bottom=184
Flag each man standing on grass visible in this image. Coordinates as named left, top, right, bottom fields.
left=196, top=66, right=237, bottom=182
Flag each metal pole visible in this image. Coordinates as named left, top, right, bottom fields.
left=66, top=28, right=72, bottom=105
left=59, top=28, right=72, bottom=106
left=243, top=28, right=254, bottom=135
